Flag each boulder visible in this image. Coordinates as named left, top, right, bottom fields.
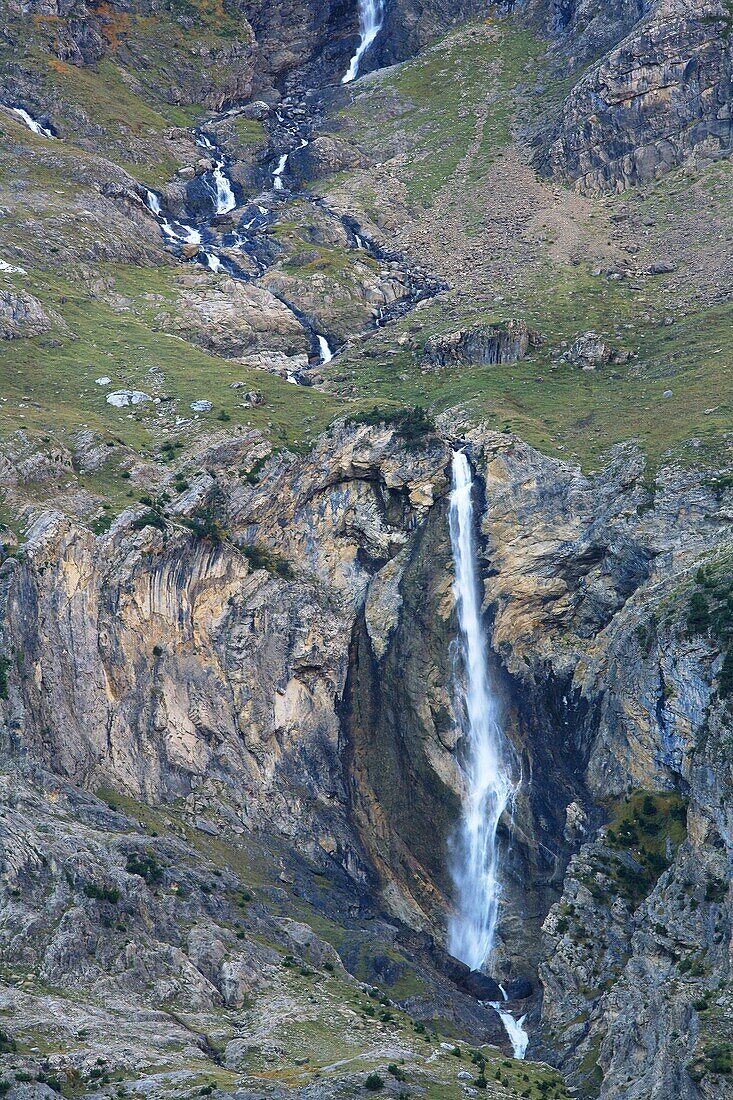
left=439, top=953, right=503, bottom=1001
left=566, top=331, right=613, bottom=370
left=0, top=290, right=62, bottom=339
left=242, top=390, right=264, bottom=407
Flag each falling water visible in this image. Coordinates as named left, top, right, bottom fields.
left=197, top=134, right=236, bottom=214
left=273, top=153, right=289, bottom=191
left=490, top=1000, right=529, bottom=1060
left=8, top=106, right=54, bottom=138
left=342, top=0, right=384, bottom=84
left=317, top=334, right=334, bottom=364
left=144, top=190, right=202, bottom=246
left=447, top=449, right=514, bottom=972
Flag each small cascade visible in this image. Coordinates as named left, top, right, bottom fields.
left=273, top=153, right=289, bottom=191
left=317, top=334, right=335, bottom=364
left=197, top=134, right=236, bottom=214
left=144, top=190, right=201, bottom=245
left=342, top=0, right=385, bottom=84
left=7, top=106, right=54, bottom=138
left=490, top=1001, right=529, bottom=1060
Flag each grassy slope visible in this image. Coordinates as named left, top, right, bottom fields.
left=318, top=17, right=732, bottom=472
left=0, top=10, right=729, bottom=519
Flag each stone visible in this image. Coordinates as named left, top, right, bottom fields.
left=566, top=331, right=613, bottom=369
left=241, top=390, right=264, bottom=407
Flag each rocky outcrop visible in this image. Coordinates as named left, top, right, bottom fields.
left=424, top=320, right=534, bottom=368
left=540, top=0, right=733, bottom=192
left=565, top=331, right=613, bottom=369
left=170, top=271, right=310, bottom=359
left=0, top=289, right=64, bottom=339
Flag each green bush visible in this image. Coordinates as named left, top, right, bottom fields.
left=0, top=656, right=10, bottom=700
left=364, top=1073, right=384, bottom=1091
left=131, top=510, right=166, bottom=533
left=180, top=508, right=224, bottom=542
left=125, top=849, right=163, bottom=885
left=240, top=544, right=294, bottom=580
left=83, top=883, right=121, bottom=904
left=347, top=405, right=436, bottom=448
left=91, top=514, right=113, bottom=535
left=719, top=648, right=733, bottom=697
left=687, top=591, right=710, bottom=634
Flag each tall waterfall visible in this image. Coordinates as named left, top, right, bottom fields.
left=447, top=449, right=514, bottom=972
left=342, top=0, right=384, bottom=84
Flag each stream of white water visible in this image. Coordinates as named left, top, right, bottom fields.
left=8, top=106, right=54, bottom=137
left=197, top=134, right=236, bottom=214
left=447, top=449, right=527, bottom=1059
left=317, top=334, right=334, bottom=363
left=342, top=0, right=384, bottom=83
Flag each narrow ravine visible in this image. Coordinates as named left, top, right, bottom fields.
left=447, top=449, right=528, bottom=1060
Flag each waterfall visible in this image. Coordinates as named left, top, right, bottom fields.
left=9, top=106, right=54, bottom=138
left=342, top=0, right=384, bottom=84
left=144, top=190, right=202, bottom=246
left=317, top=334, right=334, bottom=363
left=197, top=134, right=236, bottom=215
left=273, top=153, right=289, bottom=191
left=211, top=164, right=236, bottom=214
left=447, top=449, right=514, bottom=972
left=490, top=1000, right=529, bottom=1060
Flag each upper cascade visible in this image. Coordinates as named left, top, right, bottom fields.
left=342, top=0, right=385, bottom=83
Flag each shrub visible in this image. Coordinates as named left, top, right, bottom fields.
left=364, top=1073, right=384, bottom=1091
left=387, top=1063, right=404, bottom=1079
left=347, top=405, right=436, bottom=448
left=180, top=508, right=224, bottom=542
left=719, top=647, right=733, bottom=698
left=240, top=544, right=294, bottom=580
left=0, top=657, right=10, bottom=700
left=91, top=514, right=113, bottom=535
left=125, top=849, right=162, bottom=885
left=83, top=883, right=121, bottom=904
left=687, top=591, right=710, bottom=634
left=131, top=510, right=166, bottom=533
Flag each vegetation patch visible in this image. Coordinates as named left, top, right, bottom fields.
left=604, top=791, right=687, bottom=905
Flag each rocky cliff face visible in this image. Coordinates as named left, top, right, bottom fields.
left=537, top=0, right=733, bottom=191
left=2, top=417, right=731, bottom=1096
